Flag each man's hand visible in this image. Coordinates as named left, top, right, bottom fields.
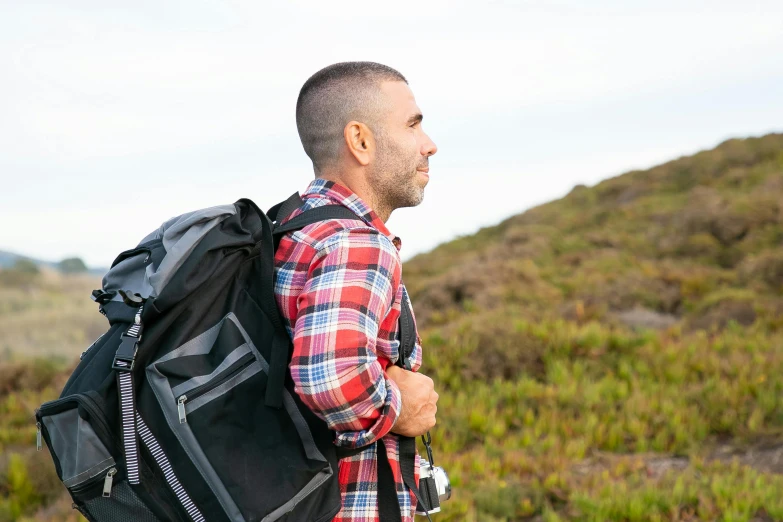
left=386, top=366, right=439, bottom=437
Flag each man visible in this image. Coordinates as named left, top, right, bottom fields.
left=273, top=62, right=440, bottom=521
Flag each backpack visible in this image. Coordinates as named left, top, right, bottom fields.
left=35, top=194, right=419, bottom=522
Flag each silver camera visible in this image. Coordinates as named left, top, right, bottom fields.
left=415, top=458, right=451, bottom=516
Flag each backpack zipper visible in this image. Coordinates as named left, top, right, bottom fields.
left=177, top=352, right=256, bottom=423
left=68, top=466, right=120, bottom=497
left=102, top=467, right=117, bottom=497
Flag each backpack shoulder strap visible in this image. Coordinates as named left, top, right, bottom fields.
left=267, top=192, right=303, bottom=224
left=273, top=205, right=362, bottom=236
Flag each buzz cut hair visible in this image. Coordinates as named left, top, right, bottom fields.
left=295, top=61, right=408, bottom=173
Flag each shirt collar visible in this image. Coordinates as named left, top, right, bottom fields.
left=301, top=178, right=402, bottom=251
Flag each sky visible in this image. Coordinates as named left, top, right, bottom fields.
left=1, top=0, right=782, bottom=268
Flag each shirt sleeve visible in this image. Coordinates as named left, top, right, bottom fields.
left=290, top=226, right=403, bottom=448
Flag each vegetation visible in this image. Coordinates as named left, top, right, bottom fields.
left=57, top=258, right=88, bottom=274
left=0, top=268, right=100, bottom=520
left=9, top=261, right=39, bottom=276
left=0, top=268, right=106, bottom=363
left=1, top=133, right=782, bottom=520
left=402, top=133, right=783, bottom=521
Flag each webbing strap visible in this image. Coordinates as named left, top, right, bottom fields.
left=398, top=288, right=417, bottom=370
left=118, top=372, right=140, bottom=484
left=377, top=439, right=402, bottom=521
left=267, top=192, right=304, bottom=224
left=395, top=293, right=431, bottom=518
left=273, top=205, right=362, bottom=236
left=399, top=435, right=430, bottom=520
left=114, top=305, right=143, bottom=485
left=264, top=334, right=291, bottom=408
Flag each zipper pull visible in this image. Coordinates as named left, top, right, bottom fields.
left=102, top=467, right=117, bottom=497
left=36, top=422, right=42, bottom=451
left=177, top=395, right=187, bottom=424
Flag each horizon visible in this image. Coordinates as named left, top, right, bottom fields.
left=2, top=130, right=781, bottom=271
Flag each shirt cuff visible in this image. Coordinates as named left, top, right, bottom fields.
left=334, top=375, right=402, bottom=449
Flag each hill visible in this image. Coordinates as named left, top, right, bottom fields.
left=1, top=133, right=782, bottom=521
left=401, top=133, right=783, bottom=520
left=0, top=250, right=105, bottom=276
left=0, top=252, right=56, bottom=271
left=405, top=133, right=783, bottom=335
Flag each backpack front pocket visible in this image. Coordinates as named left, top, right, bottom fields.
left=147, top=312, right=333, bottom=522
left=174, top=348, right=258, bottom=424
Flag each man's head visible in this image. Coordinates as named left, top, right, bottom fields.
left=296, top=62, right=437, bottom=220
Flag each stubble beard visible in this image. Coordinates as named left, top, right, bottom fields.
left=369, top=134, right=426, bottom=216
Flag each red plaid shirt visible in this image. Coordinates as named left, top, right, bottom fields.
left=273, top=179, right=423, bottom=521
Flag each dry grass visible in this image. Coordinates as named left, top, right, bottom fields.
left=0, top=269, right=105, bottom=362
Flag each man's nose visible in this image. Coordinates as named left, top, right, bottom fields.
left=422, top=134, right=438, bottom=157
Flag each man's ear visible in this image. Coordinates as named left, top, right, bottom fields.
left=344, top=121, right=373, bottom=167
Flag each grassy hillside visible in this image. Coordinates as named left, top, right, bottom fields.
left=1, top=133, right=782, bottom=521
left=406, top=133, right=783, bottom=334
left=403, top=133, right=783, bottom=521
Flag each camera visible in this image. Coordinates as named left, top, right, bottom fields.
left=415, top=458, right=451, bottom=516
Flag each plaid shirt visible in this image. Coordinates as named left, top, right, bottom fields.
left=273, top=179, right=423, bottom=521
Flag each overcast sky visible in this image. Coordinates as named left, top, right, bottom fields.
left=2, top=0, right=782, bottom=268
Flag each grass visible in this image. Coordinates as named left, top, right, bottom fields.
left=422, top=315, right=783, bottom=520
left=1, top=133, right=783, bottom=520
left=0, top=269, right=105, bottom=362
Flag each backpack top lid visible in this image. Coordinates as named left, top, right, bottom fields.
left=92, top=194, right=359, bottom=326
left=93, top=200, right=271, bottom=324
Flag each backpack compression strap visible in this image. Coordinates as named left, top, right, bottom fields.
left=111, top=304, right=144, bottom=485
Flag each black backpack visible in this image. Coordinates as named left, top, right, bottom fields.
left=35, top=195, right=419, bottom=522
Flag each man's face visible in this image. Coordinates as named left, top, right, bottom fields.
left=368, top=81, right=438, bottom=210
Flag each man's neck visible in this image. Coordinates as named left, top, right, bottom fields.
left=315, top=172, right=392, bottom=222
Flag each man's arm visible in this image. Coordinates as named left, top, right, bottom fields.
left=290, top=226, right=403, bottom=448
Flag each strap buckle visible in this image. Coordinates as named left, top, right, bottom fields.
left=112, top=335, right=139, bottom=371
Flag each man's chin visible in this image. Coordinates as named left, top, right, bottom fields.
left=400, top=188, right=425, bottom=209
left=412, top=187, right=425, bottom=206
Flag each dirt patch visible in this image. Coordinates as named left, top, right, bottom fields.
left=572, top=439, right=783, bottom=483
left=644, top=455, right=690, bottom=479
left=708, top=440, right=783, bottom=474
left=613, top=307, right=679, bottom=331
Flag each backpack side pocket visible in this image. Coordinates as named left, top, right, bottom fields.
left=36, top=394, right=162, bottom=522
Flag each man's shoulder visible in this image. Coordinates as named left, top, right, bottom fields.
left=289, top=216, right=398, bottom=258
